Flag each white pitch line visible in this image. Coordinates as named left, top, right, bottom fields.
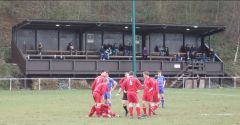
left=202, top=93, right=240, bottom=97
left=170, top=91, right=240, bottom=97
left=200, top=113, right=234, bottom=116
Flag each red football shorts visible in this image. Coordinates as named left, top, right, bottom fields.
left=142, top=93, right=153, bottom=102
left=127, top=92, right=139, bottom=103
left=152, top=92, right=160, bottom=102
left=93, top=92, right=102, bottom=103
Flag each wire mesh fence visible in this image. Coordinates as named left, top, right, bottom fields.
left=0, top=77, right=239, bottom=91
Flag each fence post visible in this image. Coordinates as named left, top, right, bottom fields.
left=9, top=78, right=12, bottom=91
left=234, top=77, right=237, bottom=88
left=182, top=78, right=185, bottom=89
left=208, top=77, right=211, bottom=88
left=38, top=78, right=41, bottom=90
left=68, top=78, right=71, bottom=89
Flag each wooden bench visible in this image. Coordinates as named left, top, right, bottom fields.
left=110, top=56, right=142, bottom=60
left=149, top=55, right=174, bottom=61
left=26, top=50, right=87, bottom=55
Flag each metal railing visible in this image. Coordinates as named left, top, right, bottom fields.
left=0, top=77, right=239, bottom=91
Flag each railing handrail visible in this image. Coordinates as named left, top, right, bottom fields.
left=0, top=76, right=240, bottom=80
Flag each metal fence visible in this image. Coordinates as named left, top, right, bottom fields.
left=0, top=77, right=239, bottom=91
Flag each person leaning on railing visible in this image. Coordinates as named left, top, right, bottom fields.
left=67, top=42, right=75, bottom=55
left=37, top=42, right=43, bottom=55
left=208, top=48, right=215, bottom=62
left=175, top=53, right=182, bottom=61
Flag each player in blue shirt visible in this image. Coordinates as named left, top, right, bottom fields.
left=157, top=70, right=166, bottom=108
left=104, top=72, right=118, bottom=108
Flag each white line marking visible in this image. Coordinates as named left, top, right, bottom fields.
left=200, top=113, right=234, bottom=116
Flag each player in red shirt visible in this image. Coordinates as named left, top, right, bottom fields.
left=142, top=71, right=155, bottom=116
left=121, top=71, right=142, bottom=119
left=88, top=78, right=108, bottom=117
left=116, top=72, right=129, bottom=116
left=91, top=71, right=108, bottom=92
left=152, top=75, right=160, bottom=115
left=88, top=103, right=120, bottom=118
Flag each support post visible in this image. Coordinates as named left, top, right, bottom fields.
left=68, top=78, right=71, bottom=89
left=183, top=78, right=185, bottom=89
left=132, top=0, right=137, bottom=76
left=10, top=79, right=12, bottom=91
left=208, top=77, right=211, bottom=89
left=38, top=78, right=41, bottom=90
left=234, top=77, right=237, bottom=88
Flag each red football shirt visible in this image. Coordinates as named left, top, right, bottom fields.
left=93, top=82, right=108, bottom=96
left=121, top=76, right=142, bottom=93
left=143, top=77, right=154, bottom=94
left=119, top=76, right=128, bottom=85
left=91, top=75, right=105, bottom=91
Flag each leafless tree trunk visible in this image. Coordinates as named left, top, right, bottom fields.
left=234, top=19, right=240, bottom=64
left=215, top=0, right=220, bottom=23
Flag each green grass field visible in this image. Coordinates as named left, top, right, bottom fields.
left=0, top=89, right=240, bottom=125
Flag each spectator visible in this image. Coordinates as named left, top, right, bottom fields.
left=185, top=44, right=190, bottom=52
left=164, top=47, right=169, bottom=56
left=209, top=48, right=215, bottom=62
left=105, top=47, right=112, bottom=60
left=99, top=45, right=105, bottom=60
left=154, top=45, right=159, bottom=52
left=201, top=53, right=208, bottom=62
left=180, top=45, right=186, bottom=52
left=185, top=51, right=191, bottom=61
left=67, top=42, right=74, bottom=55
left=38, top=42, right=43, bottom=55
left=128, top=43, right=132, bottom=56
left=176, top=53, right=182, bottom=61
left=191, top=51, right=197, bottom=61
left=124, top=44, right=129, bottom=56
left=142, top=47, right=148, bottom=60
left=118, top=44, right=124, bottom=56
left=159, top=45, right=164, bottom=56
left=112, top=43, right=119, bottom=56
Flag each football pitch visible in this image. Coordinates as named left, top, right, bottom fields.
left=0, top=89, right=240, bottom=125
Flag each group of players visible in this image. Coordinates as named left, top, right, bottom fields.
left=88, top=70, right=166, bottom=119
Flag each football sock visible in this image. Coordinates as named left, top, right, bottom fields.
left=143, top=107, right=147, bottom=115
left=136, top=107, right=141, bottom=117
left=129, top=107, right=133, bottom=117
left=150, top=106, right=158, bottom=115
left=123, top=106, right=128, bottom=115
left=161, top=97, right=165, bottom=108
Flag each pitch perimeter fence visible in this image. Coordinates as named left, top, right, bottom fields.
left=0, top=77, right=240, bottom=91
